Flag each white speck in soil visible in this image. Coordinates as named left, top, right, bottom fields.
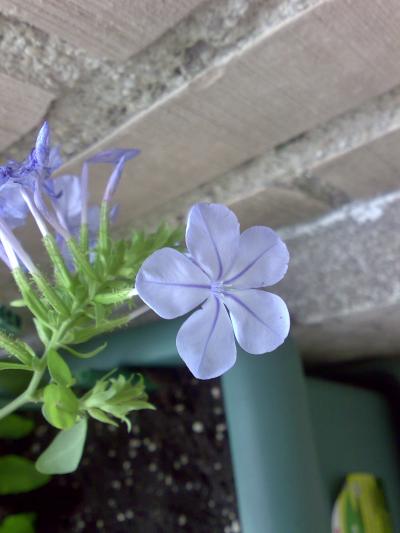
left=216, top=423, right=226, bottom=432
left=111, top=480, right=122, bottom=490
left=192, top=421, right=204, bottom=433
left=147, top=442, right=157, bottom=452
left=231, top=521, right=241, bottom=532
left=35, top=424, right=48, bottom=437
left=178, top=514, right=187, bottom=526
left=165, top=475, right=173, bottom=486
left=180, top=454, right=189, bottom=465
left=214, top=462, right=222, bottom=471
left=185, top=481, right=193, bottom=491
left=213, top=406, right=223, bottom=415
left=116, top=513, right=125, bottom=522
left=125, top=510, right=135, bottom=519
left=107, top=498, right=117, bottom=508
left=96, top=519, right=105, bottom=529
left=211, top=386, right=221, bottom=399
left=128, top=449, right=137, bottom=459
left=148, top=462, right=157, bottom=472
left=129, top=438, right=141, bottom=448
left=30, top=442, right=41, bottom=454
left=174, top=403, right=185, bottom=413
left=122, top=460, right=131, bottom=471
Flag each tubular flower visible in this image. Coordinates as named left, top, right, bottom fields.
left=136, top=203, right=290, bottom=379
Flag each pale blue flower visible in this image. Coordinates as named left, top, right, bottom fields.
left=136, top=203, right=290, bottom=379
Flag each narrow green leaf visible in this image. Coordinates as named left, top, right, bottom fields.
left=0, top=414, right=34, bottom=439
left=0, top=455, right=50, bottom=494
left=9, top=299, right=27, bottom=308
left=35, top=418, right=87, bottom=475
left=42, top=384, right=79, bottom=430
left=47, top=350, right=74, bottom=387
left=0, top=332, right=34, bottom=365
left=0, top=513, right=36, bottom=533
left=61, top=342, right=107, bottom=359
left=94, top=288, right=134, bottom=305
left=0, top=362, right=32, bottom=372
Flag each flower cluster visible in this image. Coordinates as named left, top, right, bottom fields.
left=0, top=122, right=139, bottom=273
left=0, top=122, right=290, bottom=476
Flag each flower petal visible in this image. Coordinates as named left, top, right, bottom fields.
left=136, top=248, right=210, bottom=319
left=176, top=296, right=236, bottom=379
left=224, top=226, right=289, bottom=288
left=186, top=203, right=240, bottom=280
left=54, top=175, right=82, bottom=220
left=224, top=289, right=290, bottom=354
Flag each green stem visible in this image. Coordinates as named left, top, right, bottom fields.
left=0, top=366, right=44, bottom=419
left=0, top=317, right=72, bottom=420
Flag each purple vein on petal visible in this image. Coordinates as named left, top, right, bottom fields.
left=224, top=242, right=279, bottom=284
left=198, top=207, right=224, bottom=280
left=223, top=292, right=281, bottom=338
left=198, top=296, right=220, bottom=376
left=143, top=280, right=211, bottom=289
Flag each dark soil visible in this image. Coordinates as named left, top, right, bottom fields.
left=0, top=368, right=240, bottom=533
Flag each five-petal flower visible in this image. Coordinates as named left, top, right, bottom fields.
left=136, top=203, right=290, bottom=379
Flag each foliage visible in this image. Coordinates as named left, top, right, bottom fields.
left=0, top=513, right=36, bottom=533
left=0, top=211, right=182, bottom=474
left=0, top=414, right=34, bottom=439
left=0, top=455, right=50, bottom=494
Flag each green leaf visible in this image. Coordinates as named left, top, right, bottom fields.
left=9, top=299, right=27, bottom=308
left=0, top=362, right=32, bottom=372
left=0, top=333, right=34, bottom=365
left=47, top=350, right=74, bottom=387
left=0, top=414, right=34, bottom=439
left=61, top=342, right=107, bottom=359
left=0, top=455, right=50, bottom=494
left=42, top=383, right=79, bottom=430
left=0, top=513, right=36, bottom=533
left=35, top=418, right=87, bottom=475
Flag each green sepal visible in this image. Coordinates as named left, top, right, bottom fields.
left=0, top=332, right=35, bottom=365
left=42, top=383, right=79, bottom=430
left=80, top=223, right=89, bottom=253
left=98, top=202, right=109, bottom=252
left=61, top=342, right=107, bottom=359
left=47, top=350, right=75, bottom=387
left=43, top=235, right=72, bottom=288
left=67, top=239, right=98, bottom=281
left=12, top=269, right=49, bottom=323
left=35, top=418, right=87, bottom=475
left=32, top=273, right=70, bottom=316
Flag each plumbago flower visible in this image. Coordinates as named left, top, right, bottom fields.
left=136, top=203, right=290, bottom=379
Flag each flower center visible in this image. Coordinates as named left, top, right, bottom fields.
left=211, top=281, right=224, bottom=294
